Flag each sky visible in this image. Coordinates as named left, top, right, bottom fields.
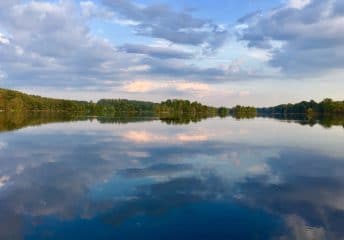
left=0, top=0, right=343, bottom=107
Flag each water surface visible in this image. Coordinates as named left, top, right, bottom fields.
left=0, top=114, right=343, bottom=239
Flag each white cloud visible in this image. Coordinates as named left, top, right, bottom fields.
left=176, top=134, right=208, bottom=142
left=238, top=0, right=344, bottom=75
left=0, top=0, right=342, bottom=104
left=0, top=175, right=9, bottom=188
left=0, top=33, right=10, bottom=45
left=283, top=215, right=325, bottom=240
left=123, top=81, right=167, bottom=93
left=246, top=48, right=272, bottom=62
left=0, top=0, right=139, bottom=88
left=288, top=0, right=311, bottom=9
left=103, top=0, right=228, bottom=51
left=123, top=130, right=168, bottom=143
left=0, top=0, right=255, bottom=94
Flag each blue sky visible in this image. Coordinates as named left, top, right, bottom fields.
left=0, top=0, right=343, bottom=106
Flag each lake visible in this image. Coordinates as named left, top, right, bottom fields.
left=0, top=114, right=343, bottom=239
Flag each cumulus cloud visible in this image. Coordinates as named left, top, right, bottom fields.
left=140, top=57, right=226, bottom=81
left=0, top=175, right=9, bottom=188
left=102, top=0, right=228, bottom=52
left=2, top=0, right=341, bottom=99
left=0, top=0, right=138, bottom=88
left=0, top=0, right=258, bottom=93
left=237, top=0, right=344, bottom=75
left=0, top=33, right=10, bottom=45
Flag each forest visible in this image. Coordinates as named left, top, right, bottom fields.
left=155, top=99, right=217, bottom=114
left=231, top=105, right=257, bottom=119
left=0, top=88, right=219, bottom=117
left=0, top=88, right=101, bottom=114
left=97, top=99, right=156, bottom=114
left=1, top=88, right=343, bottom=119
left=258, top=99, right=344, bottom=115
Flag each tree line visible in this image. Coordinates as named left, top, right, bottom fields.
left=258, top=99, right=344, bottom=115
left=230, top=105, right=257, bottom=119
left=0, top=88, right=222, bottom=118
left=1, top=88, right=343, bottom=118
left=0, top=88, right=101, bottom=113
left=155, top=99, right=217, bottom=114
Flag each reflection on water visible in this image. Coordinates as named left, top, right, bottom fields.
left=0, top=112, right=89, bottom=133
left=0, top=112, right=215, bottom=133
left=0, top=113, right=343, bottom=239
left=259, top=113, right=344, bottom=128
left=1, top=112, right=343, bottom=134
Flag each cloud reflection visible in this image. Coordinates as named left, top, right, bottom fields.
left=0, top=117, right=343, bottom=239
left=237, top=150, right=344, bottom=239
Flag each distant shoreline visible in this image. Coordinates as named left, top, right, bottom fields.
left=1, top=88, right=343, bottom=117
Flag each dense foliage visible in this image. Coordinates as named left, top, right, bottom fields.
left=97, top=99, right=156, bottom=113
left=230, top=105, right=257, bottom=119
left=0, top=112, right=88, bottom=132
left=218, top=107, right=230, bottom=117
left=0, top=88, right=101, bottom=113
left=155, top=99, right=217, bottom=114
left=258, top=99, right=344, bottom=115
left=0, top=88, right=156, bottom=115
left=2, top=88, right=343, bottom=123
left=154, top=99, right=218, bottom=124
left=0, top=88, right=343, bottom=130
left=0, top=89, right=219, bottom=119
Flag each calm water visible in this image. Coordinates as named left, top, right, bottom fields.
left=0, top=114, right=343, bottom=239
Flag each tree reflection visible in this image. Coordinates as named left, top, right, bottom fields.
left=259, top=114, right=344, bottom=128
left=0, top=112, right=221, bottom=132
left=0, top=112, right=89, bottom=132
